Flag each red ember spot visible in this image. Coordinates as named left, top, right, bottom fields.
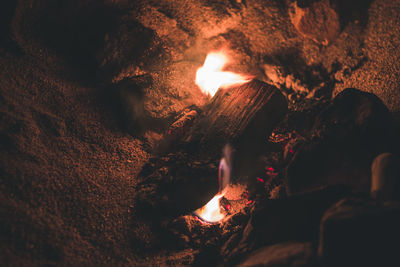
left=289, top=149, right=294, bottom=154
left=256, top=177, right=264, bottom=183
left=267, top=167, right=274, bottom=172
left=223, top=204, right=231, bottom=211
left=246, top=200, right=254, bottom=205
left=168, top=129, right=172, bottom=134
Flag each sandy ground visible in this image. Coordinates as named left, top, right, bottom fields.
left=1, top=0, right=400, bottom=265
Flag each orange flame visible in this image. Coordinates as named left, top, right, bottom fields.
left=194, top=193, right=225, bottom=223
left=193, top=145, right=232, bottom=223
left=195, top=52, right=251, bottom=97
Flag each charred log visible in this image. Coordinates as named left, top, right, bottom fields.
left=136, top=80, right=287, bottom=217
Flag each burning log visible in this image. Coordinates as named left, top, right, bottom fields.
left=187, top=79, right=289, bottom=177
left=136, top=79, right=287, bottom=218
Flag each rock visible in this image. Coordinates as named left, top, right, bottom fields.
left=286, top=88, right=393, bottom=194
left=289, top=0, right=340, bottom=45
left=319, top=197, right=400, bottom=267
left=237, top=241, right=315, bottom=267
left=371, top=153, right=400, bottom=201
left=227, top=185, right=350, bottom=263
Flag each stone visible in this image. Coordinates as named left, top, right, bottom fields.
left=286, top=88, right=393, bottom=194
left=227, top=185, right=350, bottom=263
left=238, top=241, right=315, bottom=267
left=319, top=197, right=400, bottom=267
left=289, top=0, right=340, bottom=45
left=371, top=153, right=400, bottom=201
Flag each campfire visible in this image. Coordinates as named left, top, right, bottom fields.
left=135, top=36, right=400, bottom=265
left=3, top=0, right=400, bottom=266
left=192, top=51, right=251, bottom=223
left=137, top=48, right=287, bottom=220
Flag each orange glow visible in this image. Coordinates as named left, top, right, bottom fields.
left=195, top=51, right=251, bottom=97
left=193, top=193, right=225, bottom=223
left=193, top=145, right=232, bottom=223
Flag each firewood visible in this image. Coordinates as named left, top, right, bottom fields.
left=136, top=80, right=287, bottom=217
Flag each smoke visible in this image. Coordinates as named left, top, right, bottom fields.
left=218, top=144, right=233, bottom=193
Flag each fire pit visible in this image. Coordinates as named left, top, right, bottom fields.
left=136, top=49, right=287, bottom=218
left=2, top=0, right=400, bottom=266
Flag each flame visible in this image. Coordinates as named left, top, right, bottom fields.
left=194, top=193, right=225, bottom=223
left=193, top=145, right=232, bottom=223
left=195, top=52, right=251, bottom=97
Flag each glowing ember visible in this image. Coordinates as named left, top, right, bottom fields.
left=256, top=177, right=264, bottom=183
left=195, top=51, right=251, bottom=97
